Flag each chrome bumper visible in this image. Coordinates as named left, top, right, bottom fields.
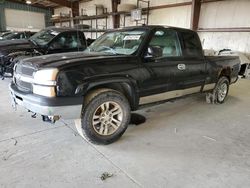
left=9, top=83, right=83, bottom=120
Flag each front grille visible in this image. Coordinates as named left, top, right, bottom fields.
left=17, top=66, right=35, bottom=76
left=15, top=78, right=33, bottom=92
left=16, top=63, right=36, bottom=76
left=14, top=62, right=36, bottom=93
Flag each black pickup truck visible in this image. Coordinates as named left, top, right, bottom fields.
left=0, top=27, right=87, bottom=78
left=9, top=25, right=240, bottom=144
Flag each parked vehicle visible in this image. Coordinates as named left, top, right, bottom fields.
left=0, top=31, right=12, bottom=40
left=217, top=49, right=250, bottom=78
left=204, top=48, right=250, bottom=78
left=0, top=31, right=36, bottom=41
left=0, top=27, right=87, bottom=78
left=9, top=25, right=241, bottom=144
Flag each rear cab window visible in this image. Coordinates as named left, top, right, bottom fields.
left=179, top=30, right=203, bottom=58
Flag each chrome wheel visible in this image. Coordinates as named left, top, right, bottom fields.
left=92, top=101, right=123, bottom=136
left=217, top=83, right=228, bottom=102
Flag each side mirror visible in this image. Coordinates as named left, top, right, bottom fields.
left=146, top=46, right=163, bottom=58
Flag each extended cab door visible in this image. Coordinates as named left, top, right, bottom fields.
left=47, top=31, right=86, bottom=54
left=178, top=30, right=206, bottom=89
left=139, top=28, right=207, bottom=104
left=140, top=28, right=184, bottom=97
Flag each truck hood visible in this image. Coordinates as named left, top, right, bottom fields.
left=0, top=39, right=36, bottom=55
left=22, top=51, right=126, bottom=69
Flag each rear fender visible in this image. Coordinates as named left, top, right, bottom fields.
left=218, top=67, right=232, bottom=83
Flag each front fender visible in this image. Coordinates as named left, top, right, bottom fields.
left=75, top=75, right=139, bottom=110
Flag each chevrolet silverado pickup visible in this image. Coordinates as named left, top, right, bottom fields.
left=9, top=25, right=240, bottom=144
left=0, top=27, right=87, bottom=78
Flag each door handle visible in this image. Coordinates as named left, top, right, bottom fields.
left=177, top=64, right=186, bottom=70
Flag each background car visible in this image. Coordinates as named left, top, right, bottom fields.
left=0, top=27, right=87, bottom=78
left=0, top=31, right=12, bottom=40
left=0, top=31, right=36, bottom=40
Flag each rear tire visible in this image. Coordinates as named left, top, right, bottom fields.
left=215, top=77, right=229, bottom=103
left=81, top=89, right=130, bottom=145
left=206, top=76, right=229, bottom=104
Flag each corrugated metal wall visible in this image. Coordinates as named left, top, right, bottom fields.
left=199, top=0, right=250, bottom=54
left=0, top=1, right=52, bottom=31
left=54, top=0, right=250, bottom=54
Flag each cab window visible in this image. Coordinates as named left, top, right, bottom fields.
left=147, top=29, right=181, bottom=58
left=180, top=31, right=203, bottom=57
left=50, top=32, right=86, bottom=50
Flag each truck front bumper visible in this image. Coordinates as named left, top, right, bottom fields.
left=9, top=83, right=83, bottom=120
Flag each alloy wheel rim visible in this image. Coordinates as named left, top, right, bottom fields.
left=217, top=83, right=228, bottom=102
left=92, top=101, right=123, bottom=136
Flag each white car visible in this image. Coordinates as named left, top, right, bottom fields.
left=204, top=49, right=250, bottom=78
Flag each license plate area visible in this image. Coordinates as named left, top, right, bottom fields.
left=15, top=95, right=23, bottom=101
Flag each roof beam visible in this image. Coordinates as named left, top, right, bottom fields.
left=7, top=0, right=51, bottom=9
left=111, top=0, right=120, bottom=28
left=190, top=0, right=201, bottom=31
left=72, top=1, right=79, bottom=24
left=48, top=0, right=72, bottom=8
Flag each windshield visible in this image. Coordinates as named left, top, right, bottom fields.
left=30, top=29, right=59, bottom=46
left=87, top=30, right=146, bottom=55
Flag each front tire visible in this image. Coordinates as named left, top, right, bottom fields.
left=81, top=89, right=130, bottom=145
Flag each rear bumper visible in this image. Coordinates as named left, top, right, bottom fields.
left=9, top=83, right=83, bottom=120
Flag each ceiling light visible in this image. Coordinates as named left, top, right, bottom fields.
left=26, top=0, right=32, bottom=4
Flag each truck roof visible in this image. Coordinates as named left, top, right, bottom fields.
left=113, top=25, right=194, bottom=33
left=44, top=26, right=81, bottom=33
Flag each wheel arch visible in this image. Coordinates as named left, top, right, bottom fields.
left=219, top=67, right=231, bottom=83
left=76, top=77, right=139, bottom=111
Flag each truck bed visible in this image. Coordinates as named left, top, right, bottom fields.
left=205, top=55, right=241, bottom=83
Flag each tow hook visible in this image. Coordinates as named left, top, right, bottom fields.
left=42, top=115, right=60, bottom=124
left=31, top=113, right=37, bottom=118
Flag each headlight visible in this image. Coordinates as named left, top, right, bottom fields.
left=33, top=68, right=58, bottom=86
left=33, top=68, right=58, bottom=97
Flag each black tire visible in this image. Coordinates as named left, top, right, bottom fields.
left=214, top=76, right=230, bottom=104
left=81, top=89, right=130, bottom=145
